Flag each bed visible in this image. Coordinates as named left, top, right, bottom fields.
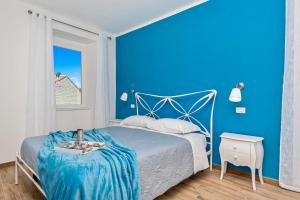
left=15, top=90, right=217, bottom=200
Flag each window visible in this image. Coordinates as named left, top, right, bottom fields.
left=53, top=46, right=82, bottom=105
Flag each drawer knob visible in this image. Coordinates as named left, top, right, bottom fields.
left=234, top=155, right=238, bottom=160
left=233, top=146, right=237, bottom=150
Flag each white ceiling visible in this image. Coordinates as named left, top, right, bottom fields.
left=19, top=0, right=207, bottom=36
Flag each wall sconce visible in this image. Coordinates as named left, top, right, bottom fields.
left=229, top=82, right=245, bottom=102
left=120, top=89, right=135, bottom=102
left=120, top=89, right=136, bottom=109
left=120, top=92, right=128, bottom=101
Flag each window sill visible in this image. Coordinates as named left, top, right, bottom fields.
left=56, top=105, right=90, bottom=111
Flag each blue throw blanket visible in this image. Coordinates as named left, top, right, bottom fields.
left=37, top=129, right=140, bottom=200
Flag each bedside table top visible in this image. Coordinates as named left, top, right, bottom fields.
left=109, top=119, right=122, bottom=123
left=221, top=132, right=264, bottom=143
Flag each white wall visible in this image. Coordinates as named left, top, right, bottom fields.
left=0, top=0, right=30, bottom=164
left=0, top=0, right=116, bottom=164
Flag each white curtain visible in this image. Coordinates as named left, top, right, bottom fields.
left=26, top=12, right=56, bottom=137
left=108, top=37, right=116, bottom=122
left=279, top=0, right=300, bottom=192
left=94, top=35, right=115, bottom=128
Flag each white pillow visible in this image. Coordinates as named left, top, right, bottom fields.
left=147, top=118, right=200, bottom=134
left=121, top=115, right=156, bottom=128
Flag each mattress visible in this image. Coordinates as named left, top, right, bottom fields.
left=21, top=126, right=208, bottom=200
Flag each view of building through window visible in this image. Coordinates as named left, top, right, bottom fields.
left=53, top=46, right=82, bottom=105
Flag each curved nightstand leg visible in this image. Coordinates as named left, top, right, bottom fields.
left=15, top=161, right=18, bottom=185
left=251, top=168, right=256, bottom=191
left=224, top=161, right=228, bottom=173
left=259, top=168, right=264, bottom=184
left=220, top=161, right=225, bottom=180
left=15, top=154, right=19, bottom=185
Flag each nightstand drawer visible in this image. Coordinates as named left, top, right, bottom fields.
left=109, top=119, right=121, bottom=126
left=223, top=151, right=251, bottom=166
left=222, top=139, right=251, bottom=154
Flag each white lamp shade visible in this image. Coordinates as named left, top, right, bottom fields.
left=229, top=88, right=242, bottom=102
left=120, top=92, right=128, bottom=101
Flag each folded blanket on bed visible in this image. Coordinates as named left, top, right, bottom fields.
left=37, top=129, right=140, bottom=200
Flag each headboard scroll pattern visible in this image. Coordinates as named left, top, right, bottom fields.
left=135, top=90, right=217, bottom=137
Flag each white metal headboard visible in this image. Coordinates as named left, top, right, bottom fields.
left=135, top=90, right=217, bottom=171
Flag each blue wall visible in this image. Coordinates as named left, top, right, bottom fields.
left=116, top=0, right=285, bottom=179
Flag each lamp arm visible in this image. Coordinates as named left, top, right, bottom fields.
left=236, top=82, right=245, bottom=90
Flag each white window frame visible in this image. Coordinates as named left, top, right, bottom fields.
left=53, top=37, right=89, bottom=111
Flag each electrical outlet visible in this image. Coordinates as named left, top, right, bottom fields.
left=236, top=107, right=246, bottom=114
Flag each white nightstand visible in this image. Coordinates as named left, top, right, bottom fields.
left=219, top=132, right=264, bottom=190
left=108, top=119, right=122, bottom=126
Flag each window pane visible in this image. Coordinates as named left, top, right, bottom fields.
left=53, top=46, right=82, bottom=105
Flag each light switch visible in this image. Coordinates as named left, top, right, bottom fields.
left=236, top=107, right=246, bottom=114
left=130, top=104, right=135, bottom=109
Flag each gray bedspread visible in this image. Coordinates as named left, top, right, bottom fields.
left=21, top=126, right=194, bottom=200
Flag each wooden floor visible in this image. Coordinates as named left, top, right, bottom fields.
left=1, top=165, right=300, bottom=200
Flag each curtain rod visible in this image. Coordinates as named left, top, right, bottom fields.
left=27, top=10, right=112, bottom=40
